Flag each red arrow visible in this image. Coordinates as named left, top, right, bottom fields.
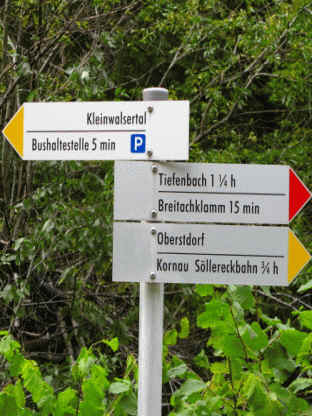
left=289, top=169, right=311, bottom=222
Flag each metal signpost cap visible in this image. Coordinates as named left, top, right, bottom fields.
left=143, top=88, right=169, bottom=101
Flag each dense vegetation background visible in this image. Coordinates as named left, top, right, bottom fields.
left=0, top=0, right=312, bottom=415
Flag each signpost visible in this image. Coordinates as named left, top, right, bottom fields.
left=2, top=101, right=189, bottom=160
left=114, top=161, right=311, bottom=224
left=2, top=88, right=311, bottom=416
left=113, top=222, right=311, bottom=286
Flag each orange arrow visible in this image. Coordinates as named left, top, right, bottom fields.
left=288, top=230, right=311, bottom=283
left=2, top=106, right=24, bottom=158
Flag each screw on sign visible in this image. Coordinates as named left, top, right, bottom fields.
left=2, top=101, right=189, bottom=161
left=113, top=223, right=311, bottom=286
left=114, top=162, right=312, bottom=225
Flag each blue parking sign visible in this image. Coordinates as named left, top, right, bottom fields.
left=131, top=134, right=146, bottom=153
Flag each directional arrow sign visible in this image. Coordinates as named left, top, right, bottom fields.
left=114, top=161, right=311, bottom=224
left=2, top=101, right=189, bottom=160
left=113, top=223, right=311, bottom=285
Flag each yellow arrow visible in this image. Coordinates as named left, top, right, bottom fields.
left=288, top=230, right=311, bottom=283
left=2, top=106, right=24, bottom=158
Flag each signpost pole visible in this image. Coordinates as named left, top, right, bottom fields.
left=138, top=282, right=164, bottom=416
left=138, top=87, right=168, bottom=416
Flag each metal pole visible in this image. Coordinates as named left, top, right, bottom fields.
left=138, top=87, right=168, bottom=416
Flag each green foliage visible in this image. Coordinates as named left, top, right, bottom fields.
left=0, top=333, right=137, bottom=416
left=161, top=285, right=311, bottom=415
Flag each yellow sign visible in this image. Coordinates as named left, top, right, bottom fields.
left=3, top=105, right=24, bottom=157
left=288, top=230, right=311, bottom=283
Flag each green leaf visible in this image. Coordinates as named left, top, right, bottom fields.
left=54, top=388, right=77, bottom=416
left=14, top=238, right=26, bottom=251
left=298, top=279, right=312, bottom=293
left=179, top=317, right=190, bottom=339
left=116, top=391, right=137, bottom=415
left=242, top=373, right=268, bottom=410
left=41, top=219, right=54, bottom=234
left=6, top=380, right=25, bottom=409
left=270, top=383, right=309, bottom=414
left=280, top=329, right=307, bottom=357
left=91, top=365, right=109, bottom=391
left=80, top=378, right=105, bottom=416
left=242, top=373, right=259, bottom=399
left=193, top=349, right=209, bottom=369
left=21, top=361, right=41, bottom=393
left=194, top=284, right=214, bottom=297
left=0, top=284, right=14, bottom=303
left=175, top=378, right=206, bottom=397
left=168, top=363, right=188, bottom=379
left=79, top=363, right=109, bottom=416
left=264, top=342, right=296, bottom=377
left=103, top=337, right=119, bottom=352
left=222, top=334, right=245, bottom=359
left=297, top=311, right=312, bottom=330
left=230, top=357, right=244, bottom=381
left=21, top=360, right=54, bottom=413
left=197, top=300, right=231, bottom=329
left=210, top=361, right=227, bottom=375
left=297, top=333, right=312, bottom=368
left=79, top=401, right=103, bottom=416
left=8, top=352, right=25, bottom=378
left=241, top=322, right=268, bottom=353
left=0, top=334, right=20, bottom=360
left=109, top=380, right=131, bottom=394
left=125, top=354, right=137, bottom=380
left=289, top=377, right=312, bottom=394
left=164, top=329, right=178, bottom=346
left=229, top=285, right=255, bottom=310
left=75, top=347, right=96, bottom=379
left=0, top=391, right=19, bottom=416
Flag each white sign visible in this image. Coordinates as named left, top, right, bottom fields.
left=113, top=222, right=310, bottom=286
left=3, top=101, right=189, bottom=160
left=114, top=161, right=310, bottom=224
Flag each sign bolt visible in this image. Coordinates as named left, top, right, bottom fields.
left=151, top=227, right=157, bottom=235
left=152, top=165, right=158, bottom=173
left=151, top=210, right=158, bottom=218
left=147, top=150, right=153, bottom=158
left=150, top=272, right=156, bottom=280
left=147, top=106, right=154, bottom=113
